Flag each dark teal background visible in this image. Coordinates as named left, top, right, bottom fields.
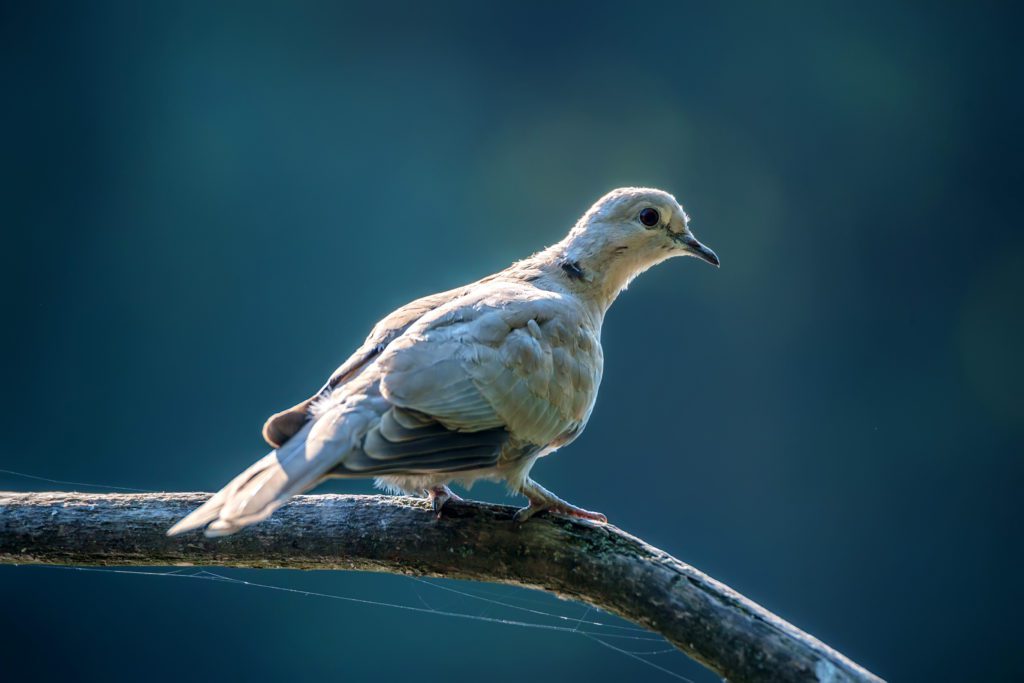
left=2, top=2, right=1021, bottom=681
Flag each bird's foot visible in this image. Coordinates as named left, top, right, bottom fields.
left=427, top=485, right=462, bottom=519
left=514, top=478, right=608, bottom=524
left=513, top=498, right=608, bottom=524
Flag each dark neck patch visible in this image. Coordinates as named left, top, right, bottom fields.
left=560, top=259, right=585, bottom=281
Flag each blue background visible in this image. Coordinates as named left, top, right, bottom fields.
left=2, top=2, right=1021, bottom=681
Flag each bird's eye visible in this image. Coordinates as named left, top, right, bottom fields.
left=639, top=207, right=660, bottom=227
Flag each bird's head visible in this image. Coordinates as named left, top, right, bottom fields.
left=555, top=187, right=718, bottom=306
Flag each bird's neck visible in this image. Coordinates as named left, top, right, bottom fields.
left=519, top=231, right=666, bottom=316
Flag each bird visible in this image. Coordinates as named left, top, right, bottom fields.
left=167, top=187, right=719, bottom=537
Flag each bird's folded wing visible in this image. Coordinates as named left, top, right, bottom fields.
left=376, top=282, right=598, bottom=449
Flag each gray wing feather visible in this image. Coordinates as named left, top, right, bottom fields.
left=332, top=406, right=508, bottom=475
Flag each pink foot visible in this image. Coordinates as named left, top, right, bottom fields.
left=514, top=499, right=608, bottom=524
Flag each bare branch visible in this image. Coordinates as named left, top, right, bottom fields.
left=0, top=491, right=882, bottom=683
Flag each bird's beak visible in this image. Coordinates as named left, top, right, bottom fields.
left=678, top=234, right=720, bottom=267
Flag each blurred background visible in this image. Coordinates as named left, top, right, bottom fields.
left=1, top=2, right=1021, bottom=681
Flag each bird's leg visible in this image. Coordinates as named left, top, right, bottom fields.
left=513, top=478, right=607, bottom=524
left=426, top=485, right=462, bottom=518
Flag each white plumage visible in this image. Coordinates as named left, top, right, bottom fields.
left=168, top=187, right=718, bottom=537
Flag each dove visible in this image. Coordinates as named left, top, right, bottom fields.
left=167, top=187, right=719, bottom=537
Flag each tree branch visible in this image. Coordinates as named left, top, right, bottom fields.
left=0, top=491, right=881, bottom=683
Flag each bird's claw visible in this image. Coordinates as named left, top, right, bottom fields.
left=427, top=486, right=462, bottom=519
left=513, top=505, right=539, bottom=523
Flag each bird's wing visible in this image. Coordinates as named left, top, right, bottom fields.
left=262, top=284, right=472, bottom=447
left=374, top=280, right=601, bottom=451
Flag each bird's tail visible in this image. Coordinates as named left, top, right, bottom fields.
left=167, top=403, right=353, bottom=537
